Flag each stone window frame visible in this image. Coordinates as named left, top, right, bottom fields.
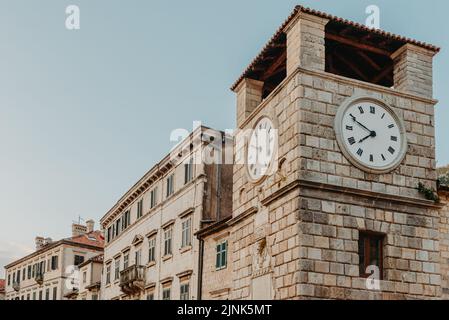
left=358, top=231, right=385, bottom=280
left=166, top=174, right=175, bottom=198
left=184, top=157, right=194, bottom=185
left=216, top=240, right=228, bottom=270
left=148, top=236, right=156, bottom=264
left=150, top=187, right=158, bottom=209
left=135, top=247, right=142, bottom=266
left=137, top=198, right=144, bottom=219
left=180, top=282, right=190, bottom=300
left=163, top=224, right=174, bottom=257
left=181, top=216, right=192, bottom=248
left=162, top=288, right=171, bottom=300
left=105, top=263, right=111, bottom=285
left=123, top=251, right=130, bottom=269
left=114, top=257, right=121, bottom=281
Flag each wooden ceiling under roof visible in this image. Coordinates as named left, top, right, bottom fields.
left=325, top=20, right=406, bottom=88
left=240, top=33, right=287, bottom=99
left=231, top=5, right=440, bottom=92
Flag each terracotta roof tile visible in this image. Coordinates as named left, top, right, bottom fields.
left=65, top=230, right=104, bottom=249
left=230, top=5, right=440, bottom=91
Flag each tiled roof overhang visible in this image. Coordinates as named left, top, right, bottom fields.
left=230, top=5, right=440, bottom=91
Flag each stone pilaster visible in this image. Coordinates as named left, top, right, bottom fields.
left=284, top=12, right=329, bottom=76
left=391, top=44, right=436, bottom=98
left=234, top=78, right=264, bottom=128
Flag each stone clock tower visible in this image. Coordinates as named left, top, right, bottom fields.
left=226, top=5, right=447, bottom=300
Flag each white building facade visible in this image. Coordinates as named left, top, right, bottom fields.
left=4, top=221, right=104, bottom=300
left=100, top=126, right=233, bottom=300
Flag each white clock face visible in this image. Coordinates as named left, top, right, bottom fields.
left=247, top=117, right=276, bottom=181
left=336, top=99, right=407, bottom=173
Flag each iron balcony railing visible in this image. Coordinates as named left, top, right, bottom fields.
left=119, top=265, right=146, bottom=293
left=35, top=272, right=44, bottom=284
left=12, top=281, right=20, bottom=292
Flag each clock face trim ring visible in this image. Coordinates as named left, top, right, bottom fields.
left=245, top=116, right=278, bottom=184
left=334, top=95, right=408, bottom=174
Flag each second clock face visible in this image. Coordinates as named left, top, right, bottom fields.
left=336, top=99, right=406, bottom=173
left=247, top=117, right=276, bottom=181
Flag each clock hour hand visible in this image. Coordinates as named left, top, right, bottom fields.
left=359, top=130, right=377, bottom=143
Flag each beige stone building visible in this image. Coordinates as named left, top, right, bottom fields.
left=70, top=254, right=104, bottom=300
left=199, top=5, right=449, bottom=300
left=438, top=170, right=449, bottom=299
left=196, top=217, right=232, bottom=299
left=0, top=279, right=5, bottom=300
left=100, top=125, right=232, bottom=300
left=3, top=220, right=104, bottom=300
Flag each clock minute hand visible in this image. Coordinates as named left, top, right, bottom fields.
left=349, top=114, right=373, bottom=133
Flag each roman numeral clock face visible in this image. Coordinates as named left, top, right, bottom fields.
left=335, top=99, right=407, bottom=174
left=247, top=117, right=277, bottom=182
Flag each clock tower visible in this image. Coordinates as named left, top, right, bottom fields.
left=226, top=5, right=447, bottom=300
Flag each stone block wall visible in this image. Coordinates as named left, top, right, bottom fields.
left=231, top=69, right=303, bottom=299
left=298, top=70, right=438, bottom=199
left=439, top=191, right=449, bottom=299
left=235, top=78, right=264, bottom=128
left=392, top=44, right=435, bottom=99
left=229, top=9, right=444, bottom=301
left=298, top=187, right=441, bottom=299
left=295, top=69, right=441, bottom=299
left=230, top=189, right=300, bottom=300
left=285, top=12, right=328, bottom=76
left=201, top=229, right=232, bottom=300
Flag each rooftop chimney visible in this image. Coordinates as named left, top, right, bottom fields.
left=86, top=219, right=95, bottom=233
left=72, top=223, right=87, bottom=237
left=35, top=236, right=44, bottom=250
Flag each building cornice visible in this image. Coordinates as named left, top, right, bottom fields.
left=196, top=216, right=232, bottom=239
left=227, top=206, right=258, bottom=227
left=5, top=240, right=103, bottom=270
left=225, top=179, right=443, bottom=230
left=103, top=175, right=206, bottom=248
left=101, top=125, right=222, bottom=227
left=298, top=180, right=444, bottom=210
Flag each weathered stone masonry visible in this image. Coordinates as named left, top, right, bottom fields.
left=223, top=6, right=446, bottom=300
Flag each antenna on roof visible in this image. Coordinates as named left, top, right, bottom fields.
left=72, top=215, right=84, bottom=225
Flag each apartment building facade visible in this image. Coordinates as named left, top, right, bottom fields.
left=72, top=254, right=103, bottom=300
left=439, top=178, right=449, bottom=299
left=199, top=5, right=449, bottom=300
left=3, top=220, right=104, bottom=300
left=100, top=126, right=232, bottom=300
left=0, top=279, right=5, bottom=300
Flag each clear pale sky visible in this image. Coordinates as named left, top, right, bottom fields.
left=0, top=0, right=448, bottom=277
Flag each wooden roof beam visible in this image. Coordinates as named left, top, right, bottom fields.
left=371, top=64, right=393, bottom=84
left=326, top=33, right=392, bottom=57
left=334, top=52, right=370, bottom=82
left=357, top=51, right=382, bottom=71
left=261, top=51, right=287, bottom=81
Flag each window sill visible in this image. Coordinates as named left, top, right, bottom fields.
left=216, top=266, right=227, bottom=271
left=179, top=246, right=192, bottom=254
left=162, top=254, right=173, bottom=262
left=147, top=261, right=156, bottom=268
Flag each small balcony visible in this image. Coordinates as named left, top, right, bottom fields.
left=35, top=273, right=44, bottom=285
left=12, top=281, right=20, bottom=292
left=119, top=265, right=145, bottom=294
